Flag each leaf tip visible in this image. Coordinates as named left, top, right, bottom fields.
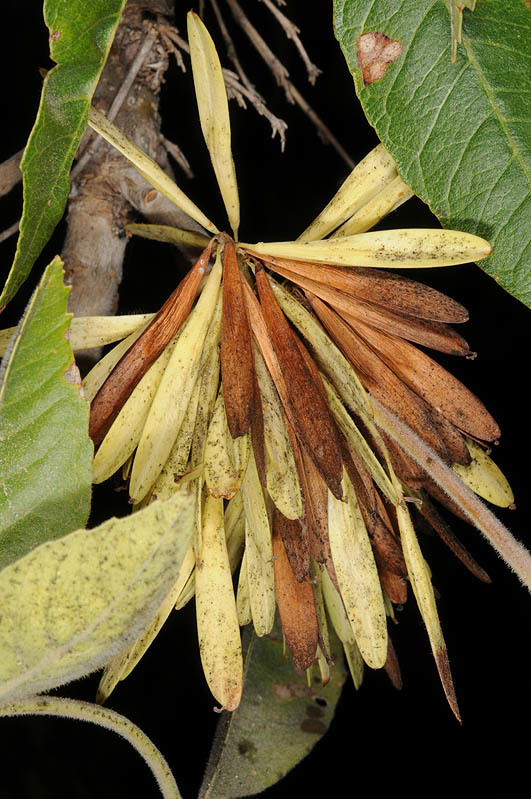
left=435, top=647, right=461, bottom=723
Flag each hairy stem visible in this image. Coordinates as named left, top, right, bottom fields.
left=371, top=396, right=531, bottom=592
left=0, top=695, right=181, bottom=799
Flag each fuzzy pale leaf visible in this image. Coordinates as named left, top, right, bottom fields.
left=88, top=107, right=217, bottom=234
left=327, top=472, right=388, bottom=669
left=245, top=229, right=491, bottom=268
left=187, top=12, right=240, bottom=237
left=0, top=489, right=195, bottom=702
left=453, top=439, right=514, bottom=508
left=299, top=143, right=398, bottom=241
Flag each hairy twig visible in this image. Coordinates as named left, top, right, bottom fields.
left=225, top=0, right=293, bottom=98
left=159, top=28, right=186, bottom=71
left=0, top=697, right=180, bottom=799
left=209, top=0, right=255, bottom=92
left=257, top=0, right=322, bottom=84
left=372, top=397, right=531, bottom=593
left=163, top=26, right=288, bottom=146
left=224, top=0, right=353, bottom=167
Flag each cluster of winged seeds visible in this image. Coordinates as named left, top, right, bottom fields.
left=67, top=13, right=529, bottom=718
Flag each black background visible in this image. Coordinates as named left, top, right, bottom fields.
left=1, top=2, right=530, bottom=798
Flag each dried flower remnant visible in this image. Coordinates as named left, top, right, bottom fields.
left=69, top=12, right=531, bottom=717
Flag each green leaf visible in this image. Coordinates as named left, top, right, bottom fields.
left=0, top=257, right=92, bottom=570
left=200, top=617, right=347, bottom=799
left=334, top=0, right=531, bottom=306
left=0, top=488, right=196, bottom=702
left=0, top=0, right=127, bottom=310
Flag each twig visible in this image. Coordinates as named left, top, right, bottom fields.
left=159, top=29, right=186, bottom=72
left=209, top=0, right=255, bottom=93
left=371, top=396, right=531, bottom=593
left=0, top=148, right=23, bottom=197
left=288, top=83, right=355, bottom=169
left=0, top=220, right=19, bottom=244
left=225, top=0, right=293, bottom=100
left=223, top=70, right=288, bottom=147
left=1, top=25, right=168, bottom=249
left=163, top=27, right=288, bottom=147
left=108, top=25, right=161, bottom=116
left=162, top=136, right=194, bottom=179
left=257, top=0, right=322, bottom=84
left=224, top=0, right=354, bottom=168
left=61, top=2, right=194, bottom=341
left=0, top=696, right=180, bottom=799
left=1, top=28, right=162, bottom=244
left=71, top=25, right=160, bottom=181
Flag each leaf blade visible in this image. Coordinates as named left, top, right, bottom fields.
left=187, top=12, right=240, bottom=237
left=0, top=257, right=92, bottom=570
left=334, top=0, right=531, bottom=305
left=244, top=229, right=491, bottom=268
left=0, top=0, right=127, bottom=310
left=0, top=488, right=196, bottom=701
left=199, top=618, right=347, bottom=799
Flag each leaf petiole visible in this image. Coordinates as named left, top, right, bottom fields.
left=0, top=695, right=181, bottom=798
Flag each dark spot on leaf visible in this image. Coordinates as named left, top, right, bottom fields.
left=238, top=739, right=257, bottom=759
left=273, top=682, right=313, bottom=700
left=50, top=30, right=61, bottom=42
left=357, top=32, right=403, bottom=85
left=314, top=696, right=328, bottom=707
left=306, top=704, right=324, bottom=719
left=300, top=719, right=327, bottom=735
